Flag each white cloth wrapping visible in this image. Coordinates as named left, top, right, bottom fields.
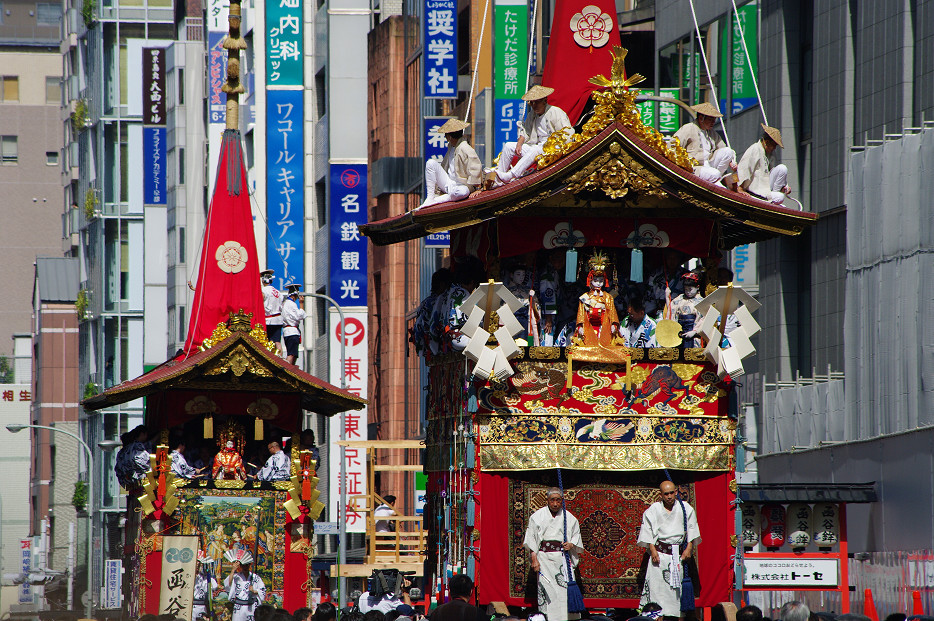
left=281, top=297, right=306, bottom=338
left=620, top=316, right=658, bottom=348
left=524, top=506, right=585, bottom=621
left=423, top=159, right=471, bottom=205
left=170, top=449, right=198, bottom=479
left=673, top=122, right=735, bottom=183
left=262, top=284, right=284, bottom=325
left=225, top=572, right=266, bottom=621
left=257, top=450, right=290, bottom=481
left=637, top=501, right=701, bottom=617
left=191, top=572, right=218, bottom=620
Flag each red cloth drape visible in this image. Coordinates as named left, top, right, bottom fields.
left=184, top=131, right=264, bottom=353
left=541, top=0, right=622, bottom=125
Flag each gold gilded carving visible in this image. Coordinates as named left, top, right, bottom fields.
left=684, top=348, right=706, bottom=362
left=480, top=442, right=731, bottom=471
left=205, top=344, right=273, bottom=378
left=648, top=348, right=678, bottom=361
left=213, top=479, right=247, bottom=489
left=201, top=323, right=233, bottom=350
left=249, top=325, right=278, bottom=352
left=228, top=309, right=254, bottom=332
left=273, top=481, right=292, bottom=490
left=538, top=47, right=695, bottom=172
left=529, top=346, right=561, bottom=360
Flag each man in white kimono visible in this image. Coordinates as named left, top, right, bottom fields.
left=224, top=553, right=266, bottom=621
left=255, top=440, right=290, bottom=481
left=524, top=488, right=585, bottom=621
left=673, top=102, right=736, bottom=185
left=638, top=481, right=701, bottom=619
left=420, top=118, right=483, bottom=208
left=736, top=124, right=790, bottom=204
left=192, top=552, right=218, bottom=621
left=495, top=85, right=574, bottom=185
left=621, top=299, right=658, bottom=348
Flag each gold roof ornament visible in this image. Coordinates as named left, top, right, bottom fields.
left=537, top=46, right=695, bottom=172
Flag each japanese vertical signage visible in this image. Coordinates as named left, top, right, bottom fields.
left=329, top=164, right=368, bottom=305
left=494, top=0, right=527, bottom=155
left=267, top=0, right=303, bottom=86
left=19, top=539, right=32, bottom=604
left=424, top=0, right=457, bottom=98
left=423, top=117, right=452, bottom=247
left=732, top=243, right=758, bottom=295
left=720, top=1, right=758, bottom=114
left=265, top=0, right=304, bottom=290
left=159, top=536, right=198, bottom=618
left=143, top=47, right=166, bottom=205
left=328, top=310, right=369, bottom=532
left=634, top=88, right=681, bottom=134
left=265, top=90, right=304, bottom=290
left=103, top=559, right=123, bottom=609
left=207, top=0, right=229, bottom=193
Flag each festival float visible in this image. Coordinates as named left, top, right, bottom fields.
left=82, top=0, right=365, bottom=615
left=361, top=44, right=818, bottom=611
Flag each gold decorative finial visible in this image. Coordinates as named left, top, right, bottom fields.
left=227, top=309, right=253, bottom=332
left=537, top=46, right=695, bottom=172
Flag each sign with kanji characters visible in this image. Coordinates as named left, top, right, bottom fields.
left=657, top=87, right=681, bottom=134
left=329, top=164, right=368, bottom=306
left=720, top=0, right=758, bottom=115
left=266, top=89, right=305, bottom=290
left=424, top=116, right=449, bottom=164
left=493, top=99, right=524, bottom=160
left=743, top=558, right=838, bottom=587
left=208, top=33, right=228, bottom=125
left=143, top=47, right=167, bottom=206
left=19, top=539, right=32, bottom=604
left=494, top=0, right=527, bottom=99
left=143, top=48, right=166, bottom=125
left=159, top=536, right=198, bottom=618
left=424, top=0, right=457, bottom=98
left=103, top=559, right=122, bottom=609
left=266, top=0, right=303, bottom=87
left=328, top=310, right=369, bottom=533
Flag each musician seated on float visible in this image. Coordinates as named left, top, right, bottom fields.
left=254, top=440, right=290, bottom=482
left=736, top=124, right=792, bottom=204
left=492, top=85, right=574, bottom=187
left=419, top=119, right=483, bottom=209
left=673, top=102, right=737, bottom=188
left=169, top=437, right=205, bottom=479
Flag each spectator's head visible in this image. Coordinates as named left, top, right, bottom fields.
left=292, top=608, right=313, bottom=621
left=139, top=615, right=159, bottom=621
left=269, top=613, right=292, bottom=621
left=452, top=255, right=486, bottom=290
left=131, top=424, right=149, bottom=443
left=313, top=603, right=337, bottom=621
left=254, top=604, right=276, bottom=621
left=449, top=573, right=474, bottom=600
left=737, top=605, right=763, bottom=621
left=884, top=615, right=906, bottom=621
left=779, top=602, right=810, bottom=621
left=363, top=610, right=386, bottom=621
left=407, top=587, right=422, bottom=601
left=383, top=495, right=397, bottom=506
left=430, top=268, right=453, bottom=295
left=385, top=611, right=402, bottom=621
left=396, top=605, right=415, bottom=618
left=642, top=602, right=663, bottom=620
left=835, top=615, right=871, bottom=621
left=717, top=268, right=734, bottom=286
left=343, top=613, right=365, bottom=621
left=300, top=429, right=316, bottom=448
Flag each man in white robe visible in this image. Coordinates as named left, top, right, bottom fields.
left=638, top=481, right=701, bottom=619
left=225, top=556, right=266, bottom=621
left=192, top=554, right=218, bottom=621
left=673, top=102, right=736, bottom=185
left=524, top=488, right=585, bottom=621
left=495, top=85, right=574, bottom=185
left=736, top=124, right=791, bottom=204
left=255, top=440, right=290, bottom=481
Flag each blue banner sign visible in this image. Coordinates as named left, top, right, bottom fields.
left=494, top=98, right=523, bottom=158
left=143, top=127, right=166, bottom=205
left=266, top=89, right=305, bottom=290
left=424, top=0, right=457, bottom=98
left=329, top=164, right=368, bottom=306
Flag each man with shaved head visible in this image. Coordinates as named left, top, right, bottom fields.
left=637, top=481, right=701, bottom=620
left=524, top=487, right=585, bottom=621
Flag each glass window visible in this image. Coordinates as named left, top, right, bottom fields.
left=36, top=2, right=62, bottom=25
left=1, top=76, right=19, bottom=102
left=45, top=76, right=61, bottom=104
left=177, top=67, right=184, bottom=105
left=177, top=306, right=186, bottom=342
left=120, top=221, right=129, bottom=300
left=46, top=151, right=59, bottom=165
left=178, top=147, right=185, bottom=185
left=1, top=136, right=17, bottom=164
left=178, top=227, right=185, bottom=262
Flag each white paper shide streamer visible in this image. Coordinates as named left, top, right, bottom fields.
left=694, top=283, right=761, bottom=378
left=458, top=282, right=525, bottom=381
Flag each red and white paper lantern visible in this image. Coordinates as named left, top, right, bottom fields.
left=786, top=503, right=812, bottom=550
left=760, top=503, right=786, bottom=548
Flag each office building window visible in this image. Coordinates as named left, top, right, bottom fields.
left=46, top=76, right=61, bottom=104
left=178, top=227, right=186, bottom=262
left=1, top=136, right=17, bottom=164
left=177, top=68, right=184, bottom=104
left=0, top=76, right=19, bottom=102
left=46, top=151, right=59, bottom=165
left=177, top=306, right=186, bottom=342
left=36, top=3, right=62, bottom=25
left=178, top=147, right=185, bottom=185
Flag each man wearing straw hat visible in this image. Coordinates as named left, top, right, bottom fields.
left=673, top=102, right=736, bottom=186
left=260, top=268, right=284, bottom=356
left=736, top=124, right=791, bottom=204
left=419, top=118, right=483, bottom=208
left=494, top=85, right=574, bottom=186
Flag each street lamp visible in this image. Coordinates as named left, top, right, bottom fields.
left=8, top=423, right=94, bottom=619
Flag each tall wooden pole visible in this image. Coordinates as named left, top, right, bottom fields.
left=221, top=0, right=247, bottom=130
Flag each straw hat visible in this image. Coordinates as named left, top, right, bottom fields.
left=521, top=85, right=554, bottom=101
left=286, top=284, right=302, bottom=295
left=691, top=102, right=723, bottom=118
left=761, top=124, right=784, bottom=148
left=260, top=268, right=275, bottom=277
left=437, top=118, right=469, bottom=134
